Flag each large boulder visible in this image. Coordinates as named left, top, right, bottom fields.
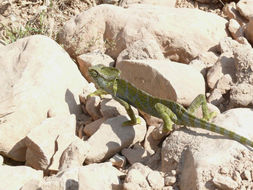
left=0, top=35, right=87, bottom=161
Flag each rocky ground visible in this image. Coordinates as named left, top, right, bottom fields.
left=1, top=0, right=253, bottom=190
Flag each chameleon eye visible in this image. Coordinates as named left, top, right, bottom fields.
left=90, top=70, right=98, bottom=77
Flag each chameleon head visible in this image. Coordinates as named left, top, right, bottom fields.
left=88, top=64, right=121, bottom=93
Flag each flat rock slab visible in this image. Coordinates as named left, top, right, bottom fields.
left=58, top=4, right=228, bottom=63
left=0, top=35, right=87, bottom=161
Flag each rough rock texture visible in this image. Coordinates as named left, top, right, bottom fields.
left=245, top=18, right=253, bottom=45
left=85, top=115, right=146, bottom=163
left=161, top=108, right=253, bottom=190
left=25, top=115, right=77, bottom=171
left=78, top=163, right=123, bottom=190
left=119, top=0, right=177, bottom=7
left=236, top=0, right=253, bottom=19
left=58, top=4, right=228, bottom=63
left=0, top=35, right=87, bottom=161
left=0, top=165, right=43, bottom=190
left=117, top=59, right=205, bottom=106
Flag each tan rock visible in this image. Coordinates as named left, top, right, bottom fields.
left=83, top=117, right=107, bottom=136
left=20, top=179, right=42, bottom=190
left=109, top=153, right=127, bottom=168
left=0, top=35, right=87, bottom=161
left=39, top=167, right=79, bottom=190
left=124, top=163, right=153, bottom=189
left=230, top=83, right=253, bottom=107
left=121, top=143, right=149, bottom=164
left=161, top=108, right=253, bottom=189
left=0, top=155, right=3, bottom=165
left=212, top=174, right=238, bottom=190
left=146, top=170, right=164, bottom=189
left=85, top=115, right=146, bottom=163
left=77, top=51, right=114, bottom=82
left=237, top=0, right=253, bottom=20
left=119, top=0, right=177, bottom=7
left=58, top=4, right=228, bottom=63
left=116, top=39, right=165, bottom=63
left=144, top=125, right=161, bottom=154
left=117, top=59, right=205, bottom=106
left=59, top=137, right=90, bottom=171
left=78, top=162, right=123, bottom=190
left=228, top=19, right=244, bottom=40
left=207, top=52, right=235, bottom=90
left=245, top=18, right=253, bottom=44
left=0, top=165, right=43, bottom=190
left=124, top=169, right=151, bottom=189
left=223, top=2, right=246, bottom=25
left=85, top=95, right=102, bottom=120
left=25, top=115, right=76, bottom=171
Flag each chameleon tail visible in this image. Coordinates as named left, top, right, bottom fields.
left=185, top=113, right=253, bottom=148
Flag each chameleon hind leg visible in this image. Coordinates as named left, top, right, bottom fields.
left=187, top=94, right=216, bottom=121
left=154, top=103, right=179, bottom=132
left=115, top=97, right=141, bottom=126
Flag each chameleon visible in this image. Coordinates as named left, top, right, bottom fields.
left=88, top=64, right=253, bottom=148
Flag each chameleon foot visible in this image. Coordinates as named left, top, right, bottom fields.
left=122, top=117, right=141, bottom=126
left=203, top=111, right=217, bottom=121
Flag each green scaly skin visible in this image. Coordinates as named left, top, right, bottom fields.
left=88, top=64, right=253, bottom=148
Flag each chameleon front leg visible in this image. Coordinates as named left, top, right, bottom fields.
left=88, top=89, right=108, bottom=98
left=154, top=103, right=179, bottom=132
left=187, top=94, right=216, bottom=121
left=115, top=97, right=141, bottom=126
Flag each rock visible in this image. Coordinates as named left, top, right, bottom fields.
left=109, top=153, right=127, bottom=168
left=241, top=170, right=251, bottom=181
left=77, top=51, right=114, bottom=82
left=116, top=39, right=165, bottom=63
left=0, top=165, right=43, bottom=190
left=161, top=108, right=253, bottom=190
left=100, top=98, right=138, bottom=118
left=0, top=155, right=3, bottom=165
left=124, top=169, right=151, bottom=189
left=245, top=18, right=253, bottom=45
left=85, top=95, right=102, bottom=120
left=58, top=4, right=228, bottom=63
left=228, top=19, right=244, bottom=40
left=39, top=167, right=79, bottom=190
left=139, top=110, right=163, bottom=127
left=230, top=83, right=253, bottom=107
left=103, top=0, right=119, bottom=4
left=117, top=59, right=205, bottom=106
left=119, top=0, right=177, bottom=7
left=20, top=179, right=42, bottom=190
left=25, top=114, right=76, bottom=171
left=78, top=162, right=123, bottom=190
left=83, top=117, right=107, bottom=136
left=59, top=137, right=90, bottom=171
left=237, top=0, right=253, bottom=20
left=223, top=2, right=245, bottom=25
left=164, top=175, right=177, bottom=186
left=85, top=115, right=146, bottom=163
left=121, top=143, right=149, bottom=164
left=146, top=170, right=164, bottom=189
left=212, top=174, right=238, bottom=190
left=0, top=35, right=87, bottom=161
left=207, top=52, right=235, bottom=90
left=124, top=163, right=155, bottom=189
left=233, top=42, right=253, bottom=84
left=143, top=125, right=161, bottom=154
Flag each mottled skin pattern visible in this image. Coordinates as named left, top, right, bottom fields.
left=88, top=64, right=253, bottom=148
